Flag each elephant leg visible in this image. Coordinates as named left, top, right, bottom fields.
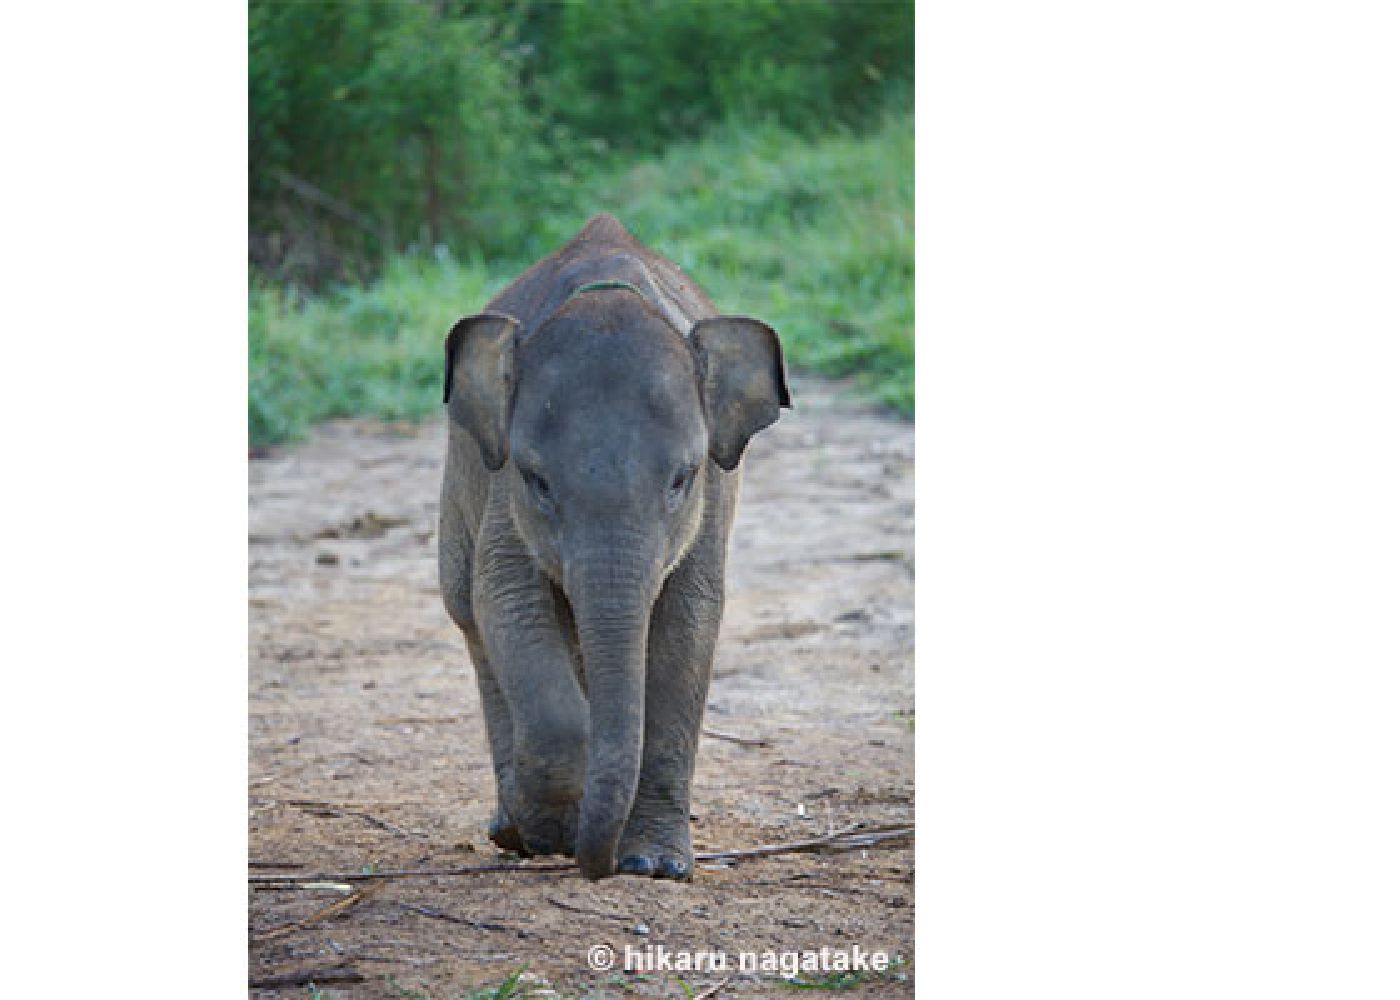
left=618, top=548, right=724, bottom=880
left=441, top=506, right=524, bottom=851
left=461, top=628, right=525, bottom=853
left=472, top=504, right=588, bottom=857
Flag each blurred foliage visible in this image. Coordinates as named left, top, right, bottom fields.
left=540, top=0, right=912, bottom=150
left=250, top=0, right=549, bottom=280
left=249, top=0, right=911, bottom=279
left=248, top=0, right=913, bottom=445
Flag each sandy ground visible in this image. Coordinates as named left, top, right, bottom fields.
left=248, top=376, right=914, bottom=998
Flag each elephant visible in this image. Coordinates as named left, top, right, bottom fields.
left=438, top=213, right=791, bottom=880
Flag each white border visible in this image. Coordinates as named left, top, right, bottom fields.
left=920, top=2, right=1400, bottom=996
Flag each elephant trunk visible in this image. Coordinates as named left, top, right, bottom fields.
left=567, top=552, right=655, bottom=879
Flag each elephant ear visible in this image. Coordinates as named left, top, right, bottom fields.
left=443, top=312, right=521, bottom=471
left=692, top=316, right=792, bottom=471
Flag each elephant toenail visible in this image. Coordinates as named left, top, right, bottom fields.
left=656, top=857, right=691, bottom=880
left=618, top=855, right=656, bottom=876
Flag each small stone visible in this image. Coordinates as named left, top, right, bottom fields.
left=315, top=551, right=339, bottom=566
left=632, top=921, right=650, bottom=936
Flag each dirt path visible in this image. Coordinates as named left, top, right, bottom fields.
left=249, top=377, right=914, bottom=998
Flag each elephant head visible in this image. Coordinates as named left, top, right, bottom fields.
left=443, top=286, right=789, bottom=877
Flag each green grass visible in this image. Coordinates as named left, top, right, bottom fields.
left=249, top=113, right=912, bottom=447
left=777, top=954, right=910, bottom=991
left=464, top=965, right=533, bottom=1000
left=249, top=255, right=506, bottom=446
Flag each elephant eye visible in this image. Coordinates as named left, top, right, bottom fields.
left=667, top=465, right=697, bottom=506
left=521, top=468, right=554, bottom=509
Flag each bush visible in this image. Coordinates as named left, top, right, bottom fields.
left=541, top=0, right=911, bottom=150
left=249, top=0, right=545, bottom=282
left=249, top=0, right=913, bottom=280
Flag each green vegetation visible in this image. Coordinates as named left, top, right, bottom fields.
left=778, top=954, right=910, bottom=991
left=465, top=965, right=533, bottom=999
left=250, top=114, right=911, bottom=446
left=249, top=0, right=912, bottom=447
left=250, top=254, right=500, bottom=446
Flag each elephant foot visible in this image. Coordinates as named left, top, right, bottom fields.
left=491, top=801, right=577, bottom=858
left=617, top=816, right=694, bottom=881
left=487, top=803, right=524, bottom=853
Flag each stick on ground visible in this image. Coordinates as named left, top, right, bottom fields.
left=693, top=975, right=733, bottom=999
left=249, top=860, right=574, bottom=886
left=248, top=964, right=364, bottom=989
left=396, top=901, right=529, bottom=937
left=252, top=883, right=382, bottom=941
left=286, top=799, right=425, bottom=840
left=696, top=822, right=913, bottom=863
left=702, top=727, right=772, bottom=748
left=546, top=895, right=632, bottom=922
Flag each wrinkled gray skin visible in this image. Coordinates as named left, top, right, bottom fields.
left=438, top=214, right=790, bottom=880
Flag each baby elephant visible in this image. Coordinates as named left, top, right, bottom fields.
left=438, top=214, right=790, bottom=880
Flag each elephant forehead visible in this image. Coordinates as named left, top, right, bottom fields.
left=516, top=323, right=701, bottom=424
left=515, top=367, right=702, bottom=455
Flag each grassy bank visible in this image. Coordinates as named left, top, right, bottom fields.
left=249, top=113, right=912, bottom=447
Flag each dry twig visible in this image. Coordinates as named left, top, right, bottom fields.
left=545, top=895, right=630, bottom=922
left=250, top=860, right=573, bottom=887
left=696, top=822, right=913, bottom=863
left=730, top=875, right=868, bottom=896
left=287, top=799, right=425, bottom=840
left=693, top=976, right=733, bottom=999
left=702, top=727, right=772, bottom=748
left=396, top=901, right=528, bottom=937
left=252, top=883, right=382, bottom=941
left=249, top=964, right=364, bottom=989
